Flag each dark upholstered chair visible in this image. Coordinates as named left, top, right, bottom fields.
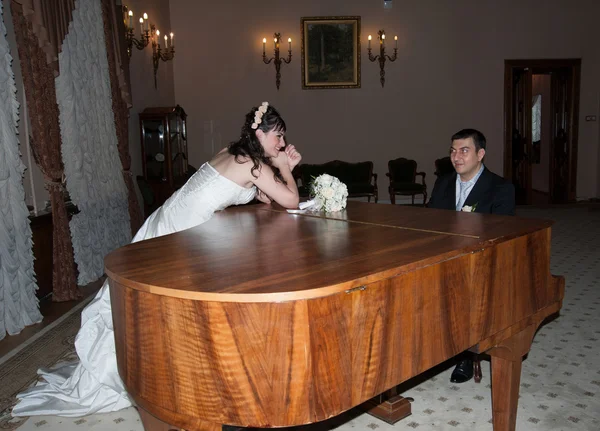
left=386, top=158, right=427, bottom=205
left=293, top=160, right=378, bottom=203
left=434, top=156, right=455, bottom=178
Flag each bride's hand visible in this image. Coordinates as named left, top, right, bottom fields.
left=270, top=150, right=289, bottom=169
left=285, top=145, right=302, bottom=170
left=256, top=189, right=272, bottom=204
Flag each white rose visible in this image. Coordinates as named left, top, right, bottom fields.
left=461, top=205, right=473, bottom=212
left=318, top=174, right=333, bottom=187
left=251, top=123, right=258, bottom=129
left=261, top=101, right=269, bottom=107
left=322, top=187, right=335, bottom=199
left=258, top=105, right=267, bottom=114
left=326, top=201, right=343, bottom=212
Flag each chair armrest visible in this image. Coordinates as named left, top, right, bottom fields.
left=372, top=173, right=378, bottom=186
left=416, top=172, right=427, bottom=187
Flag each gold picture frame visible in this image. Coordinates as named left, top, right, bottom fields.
left=301, top=16, right=361, bottom=89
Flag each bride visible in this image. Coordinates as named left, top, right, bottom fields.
left=13, top=102, right=301, bottom=417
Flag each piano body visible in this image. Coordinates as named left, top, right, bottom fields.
left=105, top=202, right=564, bottom=431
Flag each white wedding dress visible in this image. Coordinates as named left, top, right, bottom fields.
left=13, top=163, right=256, bottom=417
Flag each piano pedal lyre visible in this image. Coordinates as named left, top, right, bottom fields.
left=363, top=386, right=413, bottom=424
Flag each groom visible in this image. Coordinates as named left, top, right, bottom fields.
left=428, top=128, right=515, bottom=383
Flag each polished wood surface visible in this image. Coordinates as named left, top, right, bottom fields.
left=105, top=203, right=552, bottom=301
left=106, top=201, right=564, bottom=431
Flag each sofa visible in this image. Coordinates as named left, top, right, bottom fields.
left=293, top=160, right=378, bottom=203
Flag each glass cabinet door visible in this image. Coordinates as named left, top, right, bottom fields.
left=141, top=119, right=167, bottom=181
left=170, top=114, right=187, bottom=183
left=139, top=105, right=189, bottom=218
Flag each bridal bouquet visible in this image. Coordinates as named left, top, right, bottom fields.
left=307, top=174, right=348, bottom=212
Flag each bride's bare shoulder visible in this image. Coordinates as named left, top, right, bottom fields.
left=210, top=151, right=256, bottom=185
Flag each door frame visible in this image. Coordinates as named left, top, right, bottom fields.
left=503, top=59, right=581, bottom=203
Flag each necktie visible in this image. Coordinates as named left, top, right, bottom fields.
left=456, top=181, right=469, bottom=211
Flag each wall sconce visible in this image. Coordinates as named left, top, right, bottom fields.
left=151, top=25, right=175, bottom=89
left=367, top=30, right=398, bottom=87
left=262, top=33, right=292, bottom=90
left=123, top=6, right=150, bottom=57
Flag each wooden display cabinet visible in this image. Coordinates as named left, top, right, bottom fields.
left=138, top=105, right=188, bottom=217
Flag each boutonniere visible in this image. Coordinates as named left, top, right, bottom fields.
left=461, top=203, right=478, bottom=212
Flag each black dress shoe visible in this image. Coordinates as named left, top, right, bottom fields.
left=450, top=358, right=474, bottom=383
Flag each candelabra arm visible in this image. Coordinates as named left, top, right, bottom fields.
left=152, top=46, right=175, bottom=89
left=262, top=54, right=275, bottom=65
left=126, top=29, right=150, bottom=57
left=385, top=48, right=398, bottom=62
left=367, top=48, right=380, bottom=62
left=282, top=50, right=292, bottom=64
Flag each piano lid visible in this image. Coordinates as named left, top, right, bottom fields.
left=105, top=202, right=553, bottom=302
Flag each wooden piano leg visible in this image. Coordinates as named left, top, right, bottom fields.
left=474, top=355, right=482, bottom=383
left=137, top=406, right=221, bottom=431
left=364, top=386, right=412, bottom=424
left=487, top=324, right=537, bottom=431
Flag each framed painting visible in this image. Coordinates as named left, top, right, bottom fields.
left=301, top=16, right=361, bottom=89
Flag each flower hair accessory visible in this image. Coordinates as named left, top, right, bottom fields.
left=251, top=102, right=269, bottom=129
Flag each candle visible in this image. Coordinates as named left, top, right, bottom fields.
left=381, top=33, right=385, bottom=46
left=273, top=37, right=277, bottom=49
left=156, top=29, right=160, bottom=47
left=262, top=37, right=266, bottom=55
left=394, top=35, right=398, bottom=49
left=128, top=10, right=133, bottom=29
left=139, top=17, right=143, bottom=35
left=368, top=35, right=371, bottom=49
left=143, top=13, right=148, bottom=31
left=288, top=37, right=291, bottom=51
left=164, top=34, right=168, bottom=48
left=170, top=32, right=174, bottom=48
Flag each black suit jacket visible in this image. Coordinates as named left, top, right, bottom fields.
left=427, top=167, right=515, bottom=216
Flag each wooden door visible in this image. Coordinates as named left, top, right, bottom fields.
left=505, top=59, right=580, bottom=205
left=549, top=68, right=578, bottom=203
left=506, top=67, right=533, bottom=205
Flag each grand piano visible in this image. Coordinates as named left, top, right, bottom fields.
left=105, top=202, right=564, bottom=431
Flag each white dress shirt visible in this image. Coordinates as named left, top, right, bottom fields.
left=455, top=164, right=484, bottom=211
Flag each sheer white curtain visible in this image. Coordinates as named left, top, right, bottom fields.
left=56, top=0, right=131, bottom=285
left=0, top=0, right=43, bottom=340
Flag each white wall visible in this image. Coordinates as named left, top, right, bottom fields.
left=170, top=0, right=600, bottom=201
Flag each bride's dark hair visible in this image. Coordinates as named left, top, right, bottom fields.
left=228, top=104, right=287, bottom=184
